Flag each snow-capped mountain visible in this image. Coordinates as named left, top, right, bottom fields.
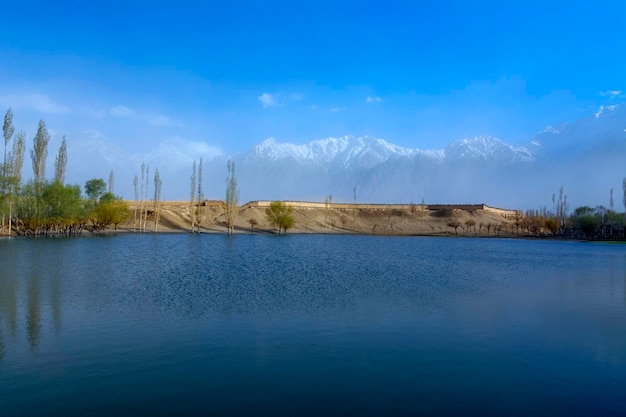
left=63, top=103, right=626, bottom=209
left=247, top=134, right=530, bottom=168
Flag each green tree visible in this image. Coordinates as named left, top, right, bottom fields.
left=265, top=201, right=295, bottom=234
left=84, top=178, right=107, bottom=202
left=53, top=136, right=67, bottom=184
left=91, top=198, right=131, bottom=231
left=31, top=120, right=50, bottom=188
left=2, top=108, right=15, bottom=223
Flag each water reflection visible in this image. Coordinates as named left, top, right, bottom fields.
left=0, top=240, right=66, bottom=361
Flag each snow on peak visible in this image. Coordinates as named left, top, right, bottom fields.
left=595, top=104, right=620, bottom=118
left=543, top=125, right=561, bottom=134
left=248, top=134, right=534, bottom=169
left=445, top=136, right=534, bottom=163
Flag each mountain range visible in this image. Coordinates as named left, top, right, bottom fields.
left=65, top=104, right=626, bottom=210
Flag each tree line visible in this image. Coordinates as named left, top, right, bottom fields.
left=0, top=108, right=131, bottom=236
left=518, top=185, right=626, bottom=240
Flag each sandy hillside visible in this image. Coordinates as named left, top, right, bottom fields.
left=119, top=202, right=519, bottom=237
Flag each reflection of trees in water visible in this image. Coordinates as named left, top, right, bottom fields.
left=0, top=325, right=4, bottom=362
left=0, top=243, right=64, bottom=358
left=27, top=273, right=42, bottom=353
left=0, top=267, right=19, bottom=363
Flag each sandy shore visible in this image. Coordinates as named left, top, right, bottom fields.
left=112, top=201, right=519, bottom=237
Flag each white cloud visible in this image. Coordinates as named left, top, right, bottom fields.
left=258, top=93, right=280, bottom=109
left=330, top=107, right=341, bottom=113
left=110, top=105, right=136, bottom=117
left=366, top=96, right=382, bottom=103
left=0, top=93, right=71, bottom=114
left=290, top=93, right=304, bottom=101
left=600, top=90, right=623, bottom=98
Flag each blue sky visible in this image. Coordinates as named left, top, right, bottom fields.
left=1, top=0, right=625, bottom=162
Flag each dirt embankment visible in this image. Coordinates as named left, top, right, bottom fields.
left=118, top=202, right=517, bottom=237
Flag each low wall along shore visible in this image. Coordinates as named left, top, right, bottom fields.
left=240, top=201, right=520, bottom=219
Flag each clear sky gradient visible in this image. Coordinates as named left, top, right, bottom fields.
left=1, top=0, right=625, bottom=159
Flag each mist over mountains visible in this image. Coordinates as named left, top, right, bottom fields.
left=64, top=104, right=626, bottom=210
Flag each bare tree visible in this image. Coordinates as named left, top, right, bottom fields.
left=190, top=160, right=197, bottom=233
left=248, top=218, right=257, bottom=233
left=133, top=174, right=139, bottom=232
left=143, top=165, right=149, bottom=232
left=324, top=194, right=332, bottom=230
left=196, top=158, right=204, bottom=227
left=139, top=164, right=146, bottom=232
left=54, top=136, right=67, bottom=184
left=225, top=160, right=239, bottom=234
left=108, top=170, right=115, bottom=194
left=153, top=168, right=162, bottom=232
left=556, top=186, right=569, bottom=230
left=353, top=186, right=357, bottom=232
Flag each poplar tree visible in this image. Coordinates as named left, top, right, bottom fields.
left=190, top=160, right=197, bottom=233
left=196, top=158, right=204, bottom=226
left=8, top=131, right=25, bottom=235
left=30, top=120, right=50, bottom=216
left=153, top=168, right=162, bottom=232
left=133, top=174, right=139, bottom=232
left=2, top=108, right=14, bottom=231
left=108, top=170, right=115, bottom=194
left=2, top=108, right=14, bottom=192
left=143, top=165, right=149, bottom=232
left=31, top=120, right=49, bottom=186
left=54, top=136, right=67, bottom=184
left=225, top=160, right=239, bottom=234
left=139, top=163, right=145, bottom=232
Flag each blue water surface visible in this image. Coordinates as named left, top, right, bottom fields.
left=0, top=234, right=625, bottom=416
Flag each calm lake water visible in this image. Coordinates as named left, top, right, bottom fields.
left=0, top=234, right=625, bottom=416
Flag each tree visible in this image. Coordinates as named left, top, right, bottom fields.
left=2, top=108, right=15, bottom=232
left=353, top=186, right=357, bottom=231
left=196, top=158, right=204, bottom=227
left=6, top=130, right=25, bottom=235
left=464, top=219, right=476, bottom=234
left=555, top=186, right=569, bottom=230
left=225, top=160, right=239, bottom=234
left=573, top=206, right=600, bottom=240
left=248, top=218, right=258, bottom=232
left=91, top=198, right=131, bottom=232
left=265, top=201, right=295, bottom=234
left=153, top=168, right=162, bottom=232
left=108, top=170, right=115, bottom=194
left=84, top=178, right=107, bottom=202
left=190, top=160, right=197, bottom=233
left=142, top=164, right=149, bottom=232
left=30, top=120, right=50, bottom=216
left=324, top=194, right=333, bottom=229
left=31, top=120, right=50, bottom=188
left=54, top=136, right=67, bottom=184
left=2, top=108, right=14, bottom=193
left=133, top=174, right=139, bottom=231
left=447, top=220, right=461, bottom=235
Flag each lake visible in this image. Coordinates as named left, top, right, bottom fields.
left=0, top=234, right=625, bottom=416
